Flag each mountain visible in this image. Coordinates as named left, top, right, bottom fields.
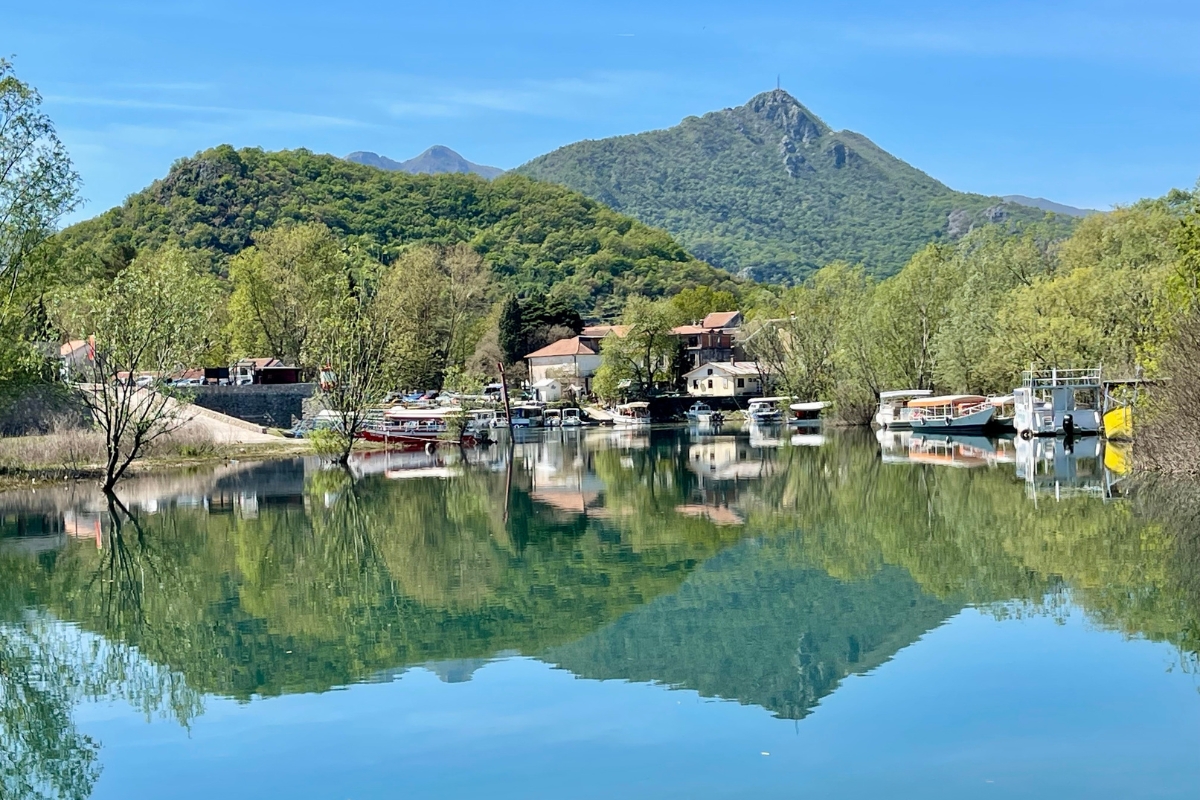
left=517, top=89, right=1066, bottom=282
left=1002, top=195, right=1099, bottom=218
left=56, top=146, right=738, bottom=316
left=346, top=145, right=504, bottom=179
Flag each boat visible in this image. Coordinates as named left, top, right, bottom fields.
left=874, top=389, right=934, bottom=430
left=907, top=395, right=995, bottom=434
left=611, top=401, right=651, bottom=427
left=356, top=407, right=486, bottom=449
left=686, top=401, right=713, bottom=421
left=510, top=404, right=545, bottom=428
left=561, top=407, right=583, bottom=427
left=544, top=409, right=562, bottom=427
left=989, top=395, right=1016, bottom=432
left=1013, top=367, right=1102, bottom=438
left=788, top=400, right=830, bottom=427
left=746, top=397, right=785, bottom=424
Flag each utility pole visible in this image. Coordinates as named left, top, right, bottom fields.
left=497, top=361, right=514, bottom=433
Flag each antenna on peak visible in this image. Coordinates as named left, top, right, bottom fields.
left=776, top=74, right=780, bottom=90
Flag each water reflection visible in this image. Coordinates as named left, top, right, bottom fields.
left=0, top=426, right=1197, bottom=796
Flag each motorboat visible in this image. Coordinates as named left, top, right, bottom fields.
left=788, top=400, right=830, bottom=427
left=561, top=407, right=583, bottom=427
left=611, top=401, right=651, bottom=427
left=1013, top=368, right=1102, bottom=438
left=907, top=395, right=995, bottom=434
left=686, top=401, right=723, bottom=426
left=746, top=397, right=785, bottom=424
left=544, top=409, right=562, bottom=427
left=874, top=389, right=934, bottom=430
left=510, top=404, right=545, bottom=428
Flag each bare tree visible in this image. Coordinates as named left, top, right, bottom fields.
left=59, top=247, right=219, bottom=491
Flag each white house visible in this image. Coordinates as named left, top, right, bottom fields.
left=531, top=378, right=563, bottom=403
left=525, top=336, right=602, bottom=391
left=683, top=361, right=767, bottom=398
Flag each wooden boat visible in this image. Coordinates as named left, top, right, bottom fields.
left=611, top=401, right=651, bottom=427
left=908, top=395, right=995, bottom=434
left=788, top=400, right=830, bottom=427
left=746, top=397, right=785, bottom=424
left=874, top=389, right=933, bottom=430
left=357, top=407, right=485, bottom=449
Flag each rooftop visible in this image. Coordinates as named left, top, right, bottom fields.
left=525, top=336, right=597, bottom=359
left=684, top=360, right=764, bottom=377
left=701, top=311, right=741, bottom=329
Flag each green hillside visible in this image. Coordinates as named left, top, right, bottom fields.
left=59, top=145, right=739, bottom=316
left=517, top=89, right=1067, bottom=282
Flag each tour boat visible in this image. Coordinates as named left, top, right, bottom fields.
left=907, top=395, right=995, bottom=434
left=1013, top=367, right=1102, bottom=438
left=356, top=407, right=486, bottom=449
left=788, top=400, right=830, bottom=427
left=874, top=389, right=934, bottom=430
left=746, top=397, right=785, bottom=424
left=611, top=401, right=651, bottom=427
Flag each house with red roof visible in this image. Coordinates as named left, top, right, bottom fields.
left=672, top=310, right=744, bottom=369
left=525, top=336, right=602, bottom=392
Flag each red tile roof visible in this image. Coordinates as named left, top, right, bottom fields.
left=60, top=339, right=88, bottom=356
left=525, top=336, right=597, bottom=359
left=581, top=324, right=630, bottom=338
left=702, top=311, right=741, bottom=329
left=671, top=325, right=706, bottom=335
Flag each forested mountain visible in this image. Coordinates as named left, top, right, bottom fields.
left=1002, top=195, right=1098, bottom=217
left=518, top=89, right=1068, bottom=282
left=346, top=145, right=504, bottom=179
left=57, top=146, right=737, bottom=316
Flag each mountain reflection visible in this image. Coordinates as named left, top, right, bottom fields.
left=1, top=427, right=1198, bottom=793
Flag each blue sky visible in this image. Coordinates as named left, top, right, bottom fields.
left=8, top=0, right=1199, bottom=221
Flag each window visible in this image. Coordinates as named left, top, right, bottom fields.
left=692, top=380, right=698, bottom=389
left=707, top=379, right=713, bottom=389
left=706, top=368, right=713, bottom=375
left=688, top=337, right=699, bottom=347
left=737, top=378, right=744, bottom=388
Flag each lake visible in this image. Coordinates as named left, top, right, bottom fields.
left=1, top=426, right=1198, bottom=799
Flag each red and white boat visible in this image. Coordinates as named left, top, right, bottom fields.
left=356, top=407, right=487, bottom=449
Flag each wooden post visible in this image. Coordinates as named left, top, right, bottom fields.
left=497, top=361, right=514, bottom=432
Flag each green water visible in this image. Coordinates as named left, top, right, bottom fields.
left=1, top=427, right=1198, bottom=799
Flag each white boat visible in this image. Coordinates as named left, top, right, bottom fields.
left=1014, top=367, right=1103, bottom=438
left=907, top=395, right=996, bottom=434
left=746, top=397, right=785, bottom=424
left=686, top=401, right=713, bottom=421
left=874, top=389, right=934, bottom=430
left=544, top=409, right=562, bottom=427
left=561, top=407, right=583, bottom=427
left=510, top=404, right=545, bottom=428
left=788, top=400, right=830, bottom=427
left=611, top=401, right=651, bottom=427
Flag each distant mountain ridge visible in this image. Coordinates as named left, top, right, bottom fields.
left=346, top=145, right=504, bottom=179
left=1002, top=195, right=1098, bottom=218
left=517, top=89, right=1070, bottom=282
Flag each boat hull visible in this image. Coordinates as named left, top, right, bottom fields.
left=356, top=430, right=482, bottom=449
left=909, top=406, right=996, bottom=435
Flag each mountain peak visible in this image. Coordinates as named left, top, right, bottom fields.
left=735, top=89, right=831, bottom=143
left=346, top=146, right=504, bottom=179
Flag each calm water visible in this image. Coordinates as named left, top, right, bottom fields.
left=2, top=427, right=1199, bottom=799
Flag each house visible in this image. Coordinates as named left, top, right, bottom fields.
left=530, top=378, right=563, bottom=403
left=684, top=361, right=767, bottom=397
left=58, top=339, right=93, bottom=379
left=525, top=336, right=602, bottom=392
left=672, top=311, right=744, bottom=368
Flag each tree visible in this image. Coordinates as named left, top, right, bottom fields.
left=0, top=59, right=80, bottom=387
left=594, top=297, right=680, bottom=399
left=227, top=222, right=353, bottom=364
left=497, top=294, right=524, bottom=365
left=669, top=286, right=737, bottom=324
left=56, top=247, right=220, bottom=491
left=869, top=244, right=957, bottom=390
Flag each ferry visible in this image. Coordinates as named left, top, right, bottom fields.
left=907, top=395, right=996, bottom=434
left=357, top=407, right=487, bottom=449
left=874, top=389, right=934, bottom=430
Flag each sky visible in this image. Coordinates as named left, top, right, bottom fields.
left=7, top=0, right=1200, bottom=222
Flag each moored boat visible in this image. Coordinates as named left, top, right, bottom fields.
left=908, top=395, right=995, bottom=434
left=357, top=407, right=487, bottom=449
left=611, top=401, right=651, bottom=427
left=746, top=397, right=785, bottom=424
left=788, top=400, right=830, bottom=427
left=874, top=389, right=934, bottom=430
left=1013, top=368, right=1102, bottom=438
left=561, top=407, right=583, bottom=427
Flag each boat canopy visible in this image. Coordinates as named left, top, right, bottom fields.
left=989, top=395, right=1015, bottom=405
left=790, top=401, right=831, bottom=412
left=618, top=401, right=650, bottom=409
left=879, top=389, right=934, bottom=400
left=748, top=397, right=787, bottom=405
left=907, top=394, right=986, bottom=409
left=385, top=406, right=461, bottom=420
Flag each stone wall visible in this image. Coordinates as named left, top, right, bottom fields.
left=190, top=384, right=315, bottom=428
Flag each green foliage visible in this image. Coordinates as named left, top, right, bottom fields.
left=594, top=296, right=682, bottom=399
left=58, top=146, right=740, bottom=317
left=669, top=285, right=737, bottom=323
left=518, top=89, right=1067, bottom=282
left=497, top=294, right=524, bottom=365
